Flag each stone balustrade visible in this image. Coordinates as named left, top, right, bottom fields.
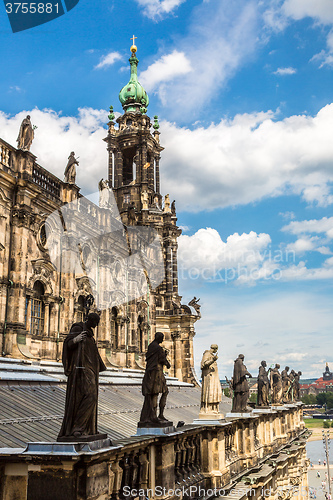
left=0, top=404, right=310, bottom=500
left=32, top=163, right=61, bottom=200
left=0, top=141, right=12, bottom=168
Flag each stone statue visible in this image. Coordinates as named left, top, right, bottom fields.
left=281, top=366, right=292, bottom=402
left=171, top=200, right=176, bottom=214
left=128, top=202, right=137, bottom=224
left=99, top=178, right=110, bottom=208
left=199, top=344, right=222, bottom=418
left=164, top=194, right=171, bottom=213
left=64, top=152, right=79, bottom=184
left=293, top=371, right=302, bottom=401
left=141, top=190, right=149, bottom=210
left=139, top=332, right=172, bottom=427
left=57, top=313, right=106, bottom=440
left=257, top=360, right=270, bottom=407
left=153, top=195, right=161, bottom=210
left=271, top=364, right=283, bottom=404
left=231, top=354, right=252, bottom=413
left=188, top=297, right=201, bottom=317
left=17, top=115, right=34, bottom=151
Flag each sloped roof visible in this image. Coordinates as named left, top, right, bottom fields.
left=0, top=357, right=232, bottom=448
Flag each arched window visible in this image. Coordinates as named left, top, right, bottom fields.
left=138, top=315, right=144, bottom=353
left=76, top=295, right=85, bottom=323
left=111, top=307, right=119, bottom=349
left=30, top=281, right=45, bottom=336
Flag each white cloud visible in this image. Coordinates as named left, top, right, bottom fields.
left=139, top=51, right=192, bottom=92
left=160, top=104, right=333, bottom=211
left=283, top=0, right=333, bottom=24
left=134, top=0, right=186, bottom=20
left=285, top=236, right=319, bottom=255
left=282, top=216, right=333, bottom=238
left=311, top=30, right=333, bottom=68
left=0, top=108, right=108, bottom=192
left=95, top=51, right=122, bottom=70
left=273, top=66, right=297, bottom=75
left=178, top=227, right=273, bottom=283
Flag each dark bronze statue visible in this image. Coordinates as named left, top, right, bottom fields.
left=139, top=332, right=172, bottom=427
left=231, top=354, right=252, bottom=413
left=57, top=313, right=106, bottom=440
left=257, top=360, right=270, bottom=407
left=271, top=364, right=283, bottom=404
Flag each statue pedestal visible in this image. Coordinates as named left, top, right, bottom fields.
left=57, top=433, right=108, bottom=443
left=24, top=437, right=113, bottom=455
left=225, top=412, right=253, bottom=418
left=252, top=407, right=274, bottom=413
left=193, top=410, right=224, bottom=425
left=135, top=426, right=176, bottom=436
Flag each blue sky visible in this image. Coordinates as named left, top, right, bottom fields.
left=1, top=0, right=333, bottom=378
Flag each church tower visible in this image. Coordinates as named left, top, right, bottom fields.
left=103, top=40, right=200, bottom=383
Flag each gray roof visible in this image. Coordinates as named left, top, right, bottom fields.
left=0, top=357, right=232, bottom=448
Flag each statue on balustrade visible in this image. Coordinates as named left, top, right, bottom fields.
left=199, top=344, right=222, bottom=418
left=17, top=115, right=34, bottom=151
left=281, top=366, right=292, bottom=403
left=231, top=354, right=252, bottom=413
left=293, top=371, right=302, bottom=401
left=271, top=364, right=283, bottom=404
left=98, top=178, right=110, bottom=208
left=64, top=151, right=79, bottom=184
left=257, top=360, right=271, bottom=407
left=139, top=332, right=172, bottom=427
left=57, top=313, right=107, bottom=441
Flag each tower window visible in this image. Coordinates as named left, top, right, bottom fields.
left=124, top=193, right=130, bottom=204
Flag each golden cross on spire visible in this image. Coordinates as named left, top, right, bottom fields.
left=131, top=35, right=137, bottom=46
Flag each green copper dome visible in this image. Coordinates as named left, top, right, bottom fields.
left=119, top=45, right=149, bottom=114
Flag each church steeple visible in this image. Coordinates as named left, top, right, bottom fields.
left=103, top=37, right=165, bottom=222
left=119, top=38, right=149, bottom=115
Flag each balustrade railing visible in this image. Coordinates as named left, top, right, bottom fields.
left=32, top=163, right=61, bottom=199
left=0, top=142, right=11, bottom=168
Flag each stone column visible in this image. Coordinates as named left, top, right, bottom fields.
left=172, top=332, right=182, bottom=381
left=155, top=156, right=160, bottom=194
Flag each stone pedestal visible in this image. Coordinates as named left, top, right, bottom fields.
left=24, top=437, right=112, bottom=455
left=225, top=412, right=253, bottom=418
left=57, top=433, right=108, bottom=443
left=135, top=426, right=176, bottom=436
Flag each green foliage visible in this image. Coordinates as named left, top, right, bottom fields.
left=249, top=393, right=257, bottom=403
left=316, top=392, right=333, bottom=408
left=224, top=388, right=231, bottom=398
left=330, top=421, right=333, bottom=428
left=324, top=420, right=330, bottom=428
left=301, top=394, right=317, bottom=405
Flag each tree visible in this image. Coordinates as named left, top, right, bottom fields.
left=249, top=393, right=257, bottom=404
left=323, top=421, right=330, bottom=428
left=224, top=388, right=231, bottom=398
left=317, top=393, right=328, bottom=406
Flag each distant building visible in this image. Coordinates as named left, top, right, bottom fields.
left=300, top=362, right=333, bottom=396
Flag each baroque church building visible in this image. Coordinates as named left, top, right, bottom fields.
left=0, top=42, right=200, bottom=383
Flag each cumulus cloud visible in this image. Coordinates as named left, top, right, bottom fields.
left=273, top=66, right=297, bottom=75
left=2, top=104, right=333, bottom=214
left=282, top=0, right=333, bottom=24
left=95, top=51, right=122, bottom=69
left=134, top=0, right=186, bottom=20
left=0, top=108, right=108, bottom=192
left=178, top=227, right=274, bottom=284
left=160, top=104, right=333, bottom=211
left=282, top=216, right=333, bottom=238
left=139, top=51, right=192, bottom=93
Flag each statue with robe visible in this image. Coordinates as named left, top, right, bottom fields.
left=57, top=313, right=106, bottom=440
left=64, top=152, right=79, bottom=184
left=99, top=178, right=110, bottom=208
left=164, top=194, right=171, bottom=213
left=139, top=332, right=172, bottom=427
left=141, top=190, right=149, bottom=210
left=293, top=371, right=302, bottom=401
left=17, top=115, right=34, bottom=151
left=257, top=360, right=270, bottom=407
left=281, top=366, right=292, bottom=402
left=199, top=344, right=222, bottom=418
left=271, top=364, right=283, bottom=404
left=231, top=354, right=252, bottom=413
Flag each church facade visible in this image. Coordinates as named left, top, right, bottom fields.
left=0, top=43, right=200, bottom=383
